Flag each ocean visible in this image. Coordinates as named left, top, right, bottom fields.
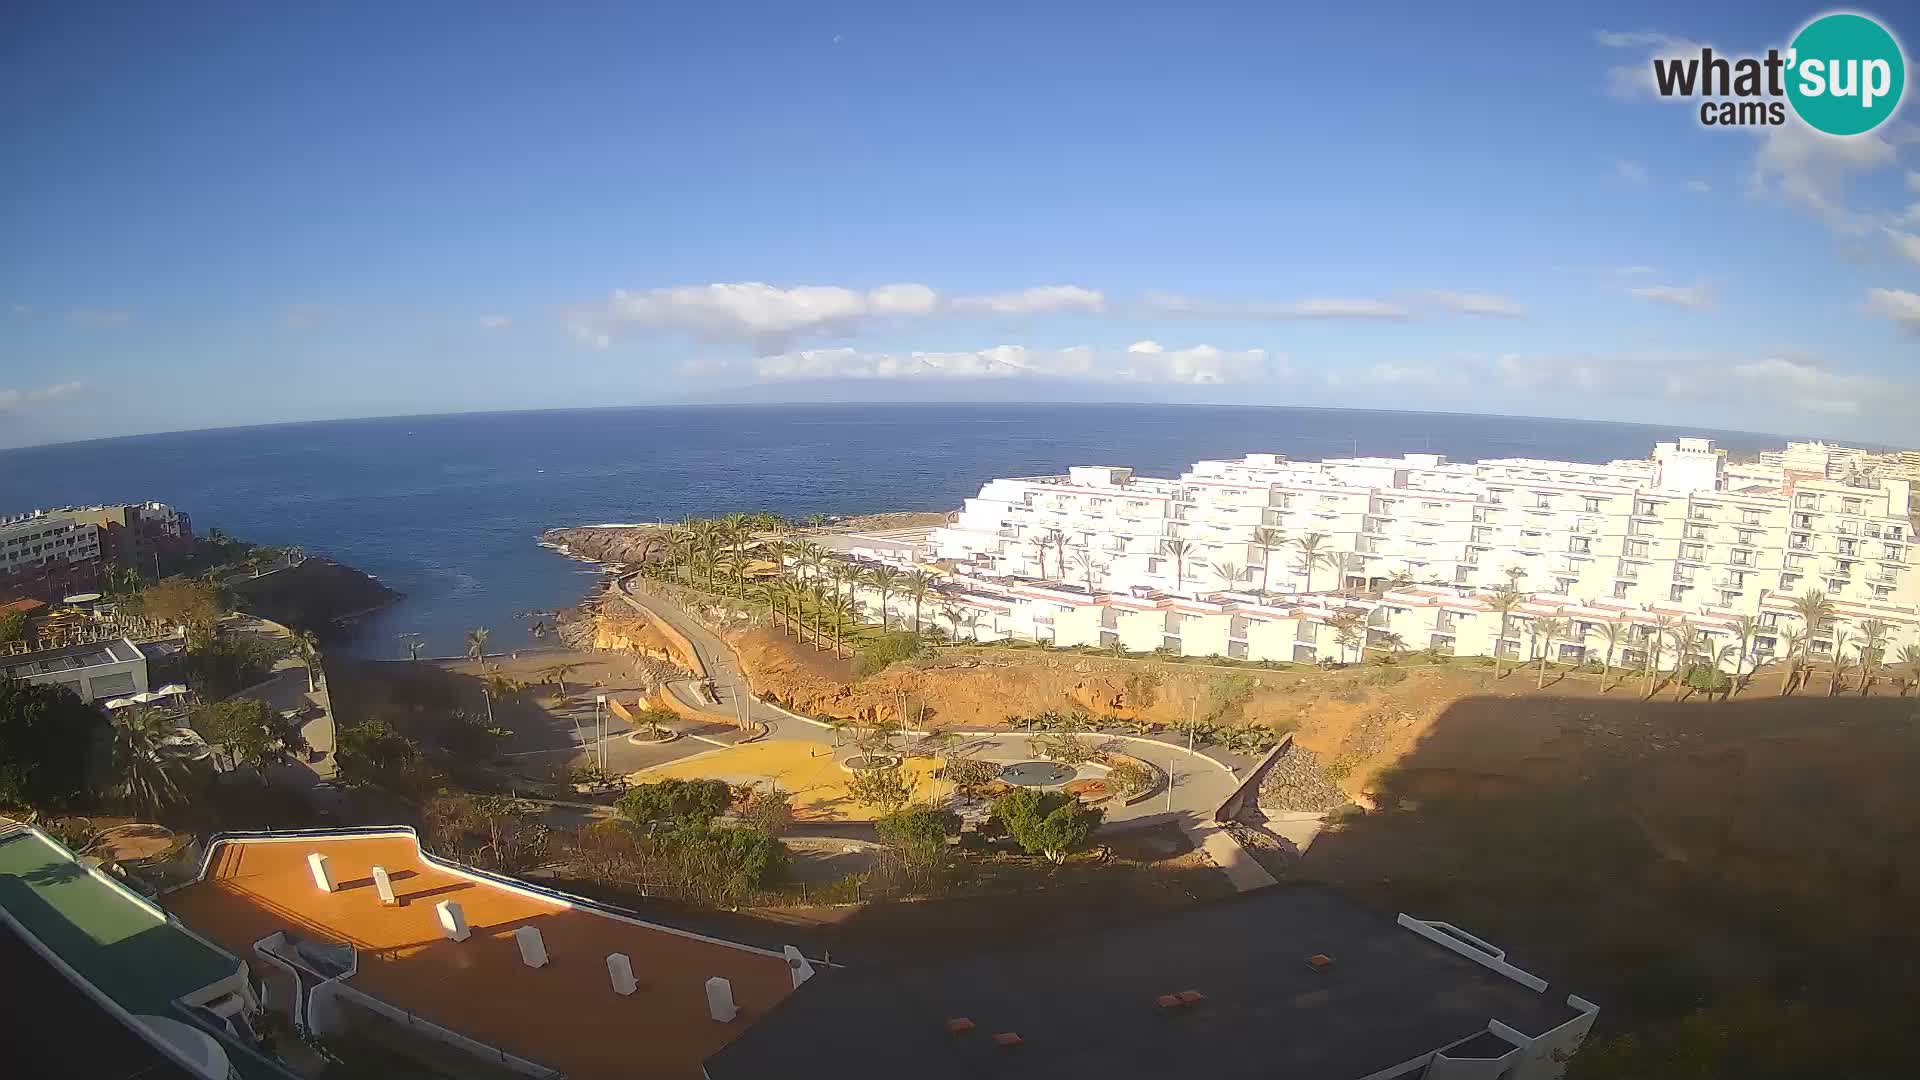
left=0, top=403, right=1785, bottom=657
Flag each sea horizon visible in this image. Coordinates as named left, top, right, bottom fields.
left=0, top=402, right=1830, bottom=657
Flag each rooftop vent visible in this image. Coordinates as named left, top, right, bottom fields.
left=1307, top=954, right=1333, bottom=974
left=944, top=1017, right=975, bottom=1035
left=992, top=1032, right=1023, bottom=1049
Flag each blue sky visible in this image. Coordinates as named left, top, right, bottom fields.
left=3, top=1, right=1918, bottom=448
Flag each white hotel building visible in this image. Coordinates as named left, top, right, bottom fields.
left=867, top=438, right=1919, bottom=672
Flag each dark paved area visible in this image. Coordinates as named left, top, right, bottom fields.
left=707, top=883, right=1579, bottom=1080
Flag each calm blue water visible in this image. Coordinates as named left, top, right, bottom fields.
left=0, top=404, right=1783, bottom=657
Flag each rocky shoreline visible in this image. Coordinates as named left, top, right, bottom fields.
left=538, top=511, right=949, bottom=568
left=228, top=556, right=403, bottom=636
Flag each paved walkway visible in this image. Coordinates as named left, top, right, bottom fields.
left=608, top=574, right=1276, bottom=890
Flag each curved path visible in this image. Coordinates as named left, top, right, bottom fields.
left=608, top=573, right=1276, bottom=890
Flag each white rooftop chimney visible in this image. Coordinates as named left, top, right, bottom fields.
left=706, top=976, right=739, bottom=1022
left=435, top=900, right=470, bottom=942
left=515, top=926, right=549, bottom=968
left=306, top=853, right=335, bottom=894
left=371, top=865, right=397, bottom=906
left=784, top=945, right=815, bottom=988
left=607, top=953, right=637, bottom=996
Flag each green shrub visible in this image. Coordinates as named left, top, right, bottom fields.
left=851, top=630, right=927, bottom=678
left=1683, top=663, right=1731, bottom=693
left=616, top=778, right=732, bottom=826
left=991, top=787, right=1104, bottom=864
left=1105, top=759, right=1155, bottom=798
left=1360, top=665, right=1408, bottom=687
left=875, top=804, right=958, bottom=849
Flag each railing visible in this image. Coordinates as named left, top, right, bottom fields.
left=315, top=979, right=562, bottom=1078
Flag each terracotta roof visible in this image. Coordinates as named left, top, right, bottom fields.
left=167, top=832, right=796, bottom=1080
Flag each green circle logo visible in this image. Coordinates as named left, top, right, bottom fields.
left=1787, top=13, right=1905, bottom=135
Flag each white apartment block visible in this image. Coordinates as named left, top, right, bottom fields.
left=0, top=513, right=102, bottom=578
left=856, top=437, right=1920, bottom=672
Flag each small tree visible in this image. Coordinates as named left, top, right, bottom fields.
left=875, top=803, right=958, bottom=850
left=847, top=763, right=913, bottom=816
left=0, top=611, right=26, bottom=644
left=135, top=576, right=225, bottom=631
left=194, top=698, right=309, bottom=772
left=0, top=675, right=105, bottom=813
left=336, top=719, right=436, bottom=799
left=991, top=787, right=1103, bottom=864
left=738, top=786, right=793, bottom=837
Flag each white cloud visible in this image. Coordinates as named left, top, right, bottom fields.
left=66, top=309, right=128, bottom=325
left=1685, top=178, right=1711, bottom=193
left=950, top=285, right=1106, bottom=316
left=1626, top=283, right=1715, bottom=309
left=1907, top=170, right=1920, bottom=194
left=1409, top=290, right=1527, bottom=318
left=1885, top=229, right=1920, bottom=267
left=8, top=304, right=29, bottom=316
left=1865, top=288, right=1920, bottom=333
left=1323, top=363, right=1457, bottom=388
left=0, top=380, right=88, bottom=410
left=721, top=341, right=1277, bottom=385
left=477, top=313, right=512, bottom=330
left=569, top=282, right=940, bottom=350
left=1593, top=30, right=1709, bottom=100
left=1746, top=118, right=1897, bottom=233
left=1614, top=159, right=1649, bottom=185
left=1139, top=291, right=1411, bottom=321
left=1491, top=350, right=1912, bottom=420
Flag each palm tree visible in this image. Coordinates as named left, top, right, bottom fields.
left=1026, top=535, right=1051, bottom=580
left=939, top=603, right=966, bottom=642
left=1376, top=631, right=1409, bottom=660
left=866, top=565, right=902, bottom=630
left=1070, top=549, right=1104, bottom=594
left=1778, top=627, right=1807, bottom=696
left=1644, top=615, right=1674, bottom=698
left=1826, top=628, right=1854, bottom=696
left=1856, top=618, right=1890, bottom=696
left=823, top=594, right=853, bottom=656
left=1249, top=527, right=1286, bottom=596
left=1788, top=588, right=1833, bottom=649
left=1160, top=538, right=1193, bottom=593
left=293, top=630, right=321, bottom=693
left=1728, top=614, right=1759, bottom=696
left=719, top=512, right=754, bottom=587
left=1212, top=559, right=1243, bottom=592
left=809, top=582, right=836, bottom=649
left=1532, top=617, right=1568, bottom=688
left=1665, top=617, right=1696, bottom=700
left=481, top=668, right=520, bottom=725
left=1293, top=533, right=1330, bottom=592
left=1047, top=529, right=1070, bottom=583
left=962, top=609, right=985, bottom=642
left=465, top=627, right=491, bottom=663
left=111, top=709, right=185, bottom=816
left=827, top=560, right=854, bottom=615
left=1486, top=585, right=1525, bottom=678
left=540, top=661, right=586, bottom=702
left=1592, top=620, right=1624, bottom=691
left=403, top=635, right=425, bottom=662
left=902, top=569, right=936, bottom=635
left=1897, top=644, right=1920, bottom=697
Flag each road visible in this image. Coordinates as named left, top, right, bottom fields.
left=607, top=573, right=1277, bottom=890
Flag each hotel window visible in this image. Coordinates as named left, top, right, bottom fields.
left=1890, top=526, right=1905, bottom=541
left=1735, top=529, right=1758, bottom=546
left=1839, top=538, right=1859, bottom=556
left=1681, top=543, right=1704, bottom=561
left=1742, top=509, right=1764, bottom=525
left=1873, top=585, right=1895, bottom=599
left=1730, top=551, right=1751, bottom=567
left=1612, top=581, right=1630, bottom=599
left=1625, top=539, right=1650, bottom=558
left=1843, top=498, right=1863, bottom=515
left=1674, top=566, right=1695, bottom=583
left=1569, top=537, right=1591, bottom=554
left=1793, top=514, right=1814, bottom=530
left=1583, top=497, right=1603, bottom=513
left=1796, top=493, right=1821, bottom=510
left=1779, top=572, right=1800, bottom=590
left=1685, top=524, right=1708, bottom=540
left=1535, top=493, right=1553, bottom=509
left=1887, top=544, right=1907, bottom=562
left=1556, top=576, right=1577, bottom=593
left=1669, top=584, right=1689, bottom=602
left=1634, top=499, right=1658, bottom=516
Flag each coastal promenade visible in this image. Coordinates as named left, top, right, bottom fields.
left=607, top=573, right=1276, bottom=890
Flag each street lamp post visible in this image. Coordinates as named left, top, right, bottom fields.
left=595, top=695, right=607, bottom=773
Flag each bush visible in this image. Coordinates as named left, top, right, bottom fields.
left=1683, top=663, right=1731, bottom=693
left=335, top=719, right=436, bottom=799
left=1105, top=759, right=1155, bottom=798
left=991, top=787, right=1104, bottom=864
left=437, top=710, right=510, bottom=762
left=738, top=787, right=793, bottom=837
left=194, top=697, right=309, bottom=770
left=875, top=804, right=958, bottom=849
left=939, top=756, right=999, bottom=788
left=1360, top=665, right=1408, bottom=687
left=846, top=764, right=912, bottom=815
left=851, top=631, right=926, bottom=679
left=616, top=778, right=732, bottom=826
